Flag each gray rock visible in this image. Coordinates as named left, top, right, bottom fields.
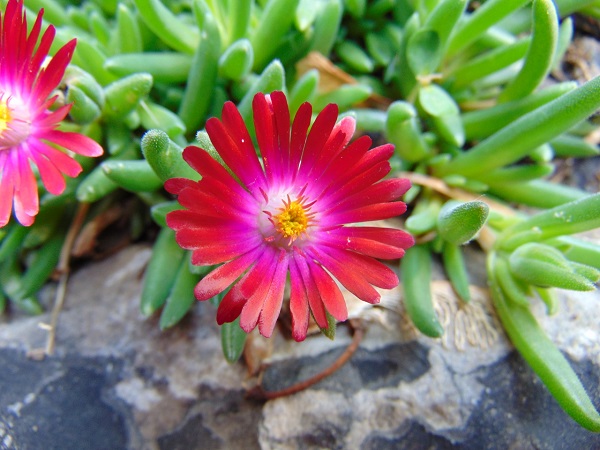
left=0, top=244, right=598, bottom=449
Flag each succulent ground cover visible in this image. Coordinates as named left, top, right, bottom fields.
left=1, top=0, right=600, bottom=432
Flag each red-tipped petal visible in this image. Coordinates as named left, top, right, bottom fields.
left=41, top=130, right=103, bottom=157
left=289, top=258, right=310, bottom=342
left=309, top=260, right=348, bottom=322
left=216, top=284, right=246, bottom=324
left=309, top=247, right=381, bottom=304
left=257, top=250, right=289, bottom=337
left=164, top=178, right=198, bottom=195
left=194, top=248, right=261, bottom=300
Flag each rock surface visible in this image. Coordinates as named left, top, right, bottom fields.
left=0, top=244, right=599, bottom=450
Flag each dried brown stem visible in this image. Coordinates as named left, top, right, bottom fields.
left=247, top=320, right=365, bottom=401
left=44, top=202, right=90, bottom=356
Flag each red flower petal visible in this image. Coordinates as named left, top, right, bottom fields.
left=308, top=247, right=381, bottom=304
left=288, top=258, right=310, bottom=341
left=297, top=103, right=338, bottom=181
left=189, top=237, right=261, bottom=265
left=289, top=102, right=312, bottom=179
left=195, top=247, right=262, bottom=301
left=328, top=201, right=408, bottom=225
left=294, top=251, right=328, bottom=328
left=220, top=101, right=267, bottom=191
left=216, top=284, right=246, bottom=324
left=13, top=152, right=39, bottom=222
left=164, top=178, right=197, bottom=195
left=309, top=260, right=348, bottom=322
left=206, top=115, right=266, bottom=195
left=41, top=130, right=103, bottom=157
left=29, top=148, right=67, bottom=195
left=253, top=93, right=279, bottom=183
left=239, top=251, right=279, bottom=332
left=31, top=140, right=83, bottom=178
left=258, top=250, right=289, bottom=337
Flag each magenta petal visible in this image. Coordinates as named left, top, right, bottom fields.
left=32, top=105, right=71, bottom=130
left=340, top=227, right=415, bottom=248
left=310, top=135, right=372, bottom=196
left=31, top=39, right=76, bottom=103
left=258, top=250, right=289, bottom=337
left=328, top=201, right=408, bottom=225
left=289, top=258, right=310, bottom=342
left=322, top=246, right=399, bottom=289
left=31, top=140, right=83, bottom=178
left=176, top=187, right=252, bottom=221
left=289, top=102, right=312, bottom=179
left=298, top=103, right=338, bottom=180
left=270, top=91, right=291, bottom=178
left=164, top=178, right=198, bottom=195
left=182, top=148, right=255, bottom=207
left=308, top=247, right=381, bottom=304
left=308, top=260, right=348, bottom=322
left=41, top=130, right=103, bottom=157
left=253, top=93, right=279, bottom=183
left=205, top=117, right=265, bottom=194
left=239, top=251, right=279, bottom=333
left=294, top=251, right=328, bottom=328
left=320, top=229, right=414, bottom=259
left=15, top=153, right=38, bottom=216
left=220, top=102, right=267, bottom=190
left=29, top=150, right=67, bottom=195
left=0, top=164, right=15, bottom=227
left=175, top=226, right=256, bottom=249
left=322, top=161, right=391, bottom=208
left=189, top=238, right=261, bottom=265
left=166, top=209, right=231, bottom=231
left=194, top=248, right=261, bottom=301
left=330, top=178, right=411, bottom=213
left=239, top=249, right=278, bottom=299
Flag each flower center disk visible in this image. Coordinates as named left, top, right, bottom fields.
left=274, top=200, right=309, bottom=239
left=0, top=97, right=12, bottom=134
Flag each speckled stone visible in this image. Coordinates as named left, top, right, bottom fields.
left=0, top=244, right=598, bottom=450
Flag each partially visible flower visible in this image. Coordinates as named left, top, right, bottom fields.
left=0, top=0, right=103, bottom=227
left=166, top=91, right=414, bottom=341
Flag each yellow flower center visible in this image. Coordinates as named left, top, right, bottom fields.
left=274, top=200, right=309, bottom=239
left=0, top=98, right=12, bottom=133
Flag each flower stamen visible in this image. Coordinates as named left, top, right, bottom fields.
left=0, top=96, right=12, bottom=134
left=274, top=196, right=310, bottom=240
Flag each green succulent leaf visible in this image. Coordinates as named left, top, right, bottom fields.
left=498, top=0, right=559, bottom=103
left=499, top=193, right=600, bottom=250
left=221, top=318, right=248, bottom=363
left=386, top=101, right=430, bottom=162
left=437, top=76, right=600, bottom=178
left=218, top=39, right=254, bottom=81
left=508, top=243, right=597, bottom=291
left=103, top=73, right=153, bottom=120
left=489, top=255, right=600, bottom=432
left=160, top=257, right=199, bottom=330
left=141, top=227, right=186, bottom=317
left=407, top=29, right=441, bottom=76
left=401, top=245, right=444, bottom=338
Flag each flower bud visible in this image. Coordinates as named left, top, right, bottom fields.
left=437, top=200, right=489, bottom=245
left=141, top=130, right=198, bottom=182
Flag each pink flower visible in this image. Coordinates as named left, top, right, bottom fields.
left=166, top=91, right=414, bottom=341
left=0, top=0, right=103, bottom=227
